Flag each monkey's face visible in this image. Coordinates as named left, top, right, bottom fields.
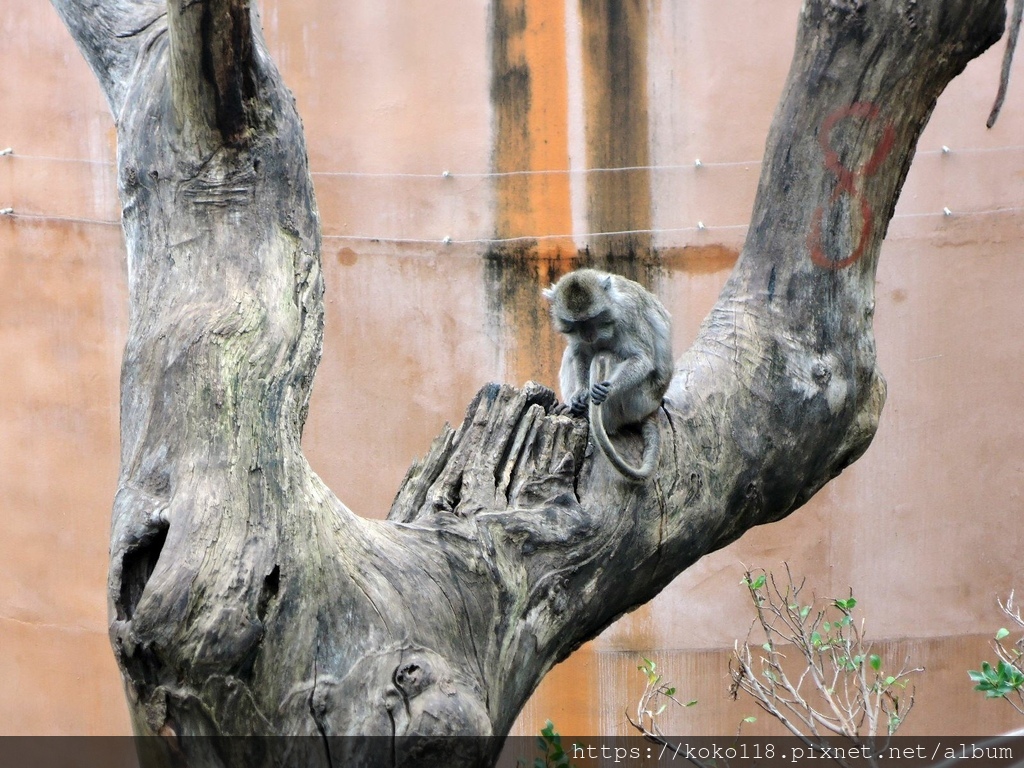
left=543, top=269, right=618, bottom=346
left=556, top=309, right=616, bottom=345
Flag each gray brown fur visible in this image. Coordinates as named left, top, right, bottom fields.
left=543, top=269, right=673, bottom=481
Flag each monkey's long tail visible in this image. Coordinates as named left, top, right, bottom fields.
left=589, top=357, right=660, bottom=482
left=591, top=403, right=660, bottom=482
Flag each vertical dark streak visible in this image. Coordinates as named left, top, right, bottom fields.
left=580, top=0, right=652, bottom=260
left=200, top=0, right=257, bottom=145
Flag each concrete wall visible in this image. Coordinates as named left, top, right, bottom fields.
left=1, top=0, right=1023, bottom=737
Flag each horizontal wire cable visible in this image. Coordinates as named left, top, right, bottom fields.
left=0, top=152, right=115, bottom=166
left=314, top=160, right=761, bottom=178
left=1, top=210, right=120, bottom=227
left=9, top=205, right=1020, bottom=243
left=0, top=152, right=762, bottom=176
left=322, top=224, right=751, bottom=245
left=3, top=144, right=1024, bottom=179
left=4, top=133, right=1024, bottom=245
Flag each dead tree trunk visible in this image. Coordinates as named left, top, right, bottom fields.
left=52, top=0, right=1006, bottom=765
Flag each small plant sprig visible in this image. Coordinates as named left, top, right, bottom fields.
left=729, top=565, right=921, bottom=750
left=625, top=657, right=705, bottom=767
left=518, top=720, right=577, bottom=768
left=627, top=656, right=697, bottom=741
left=970, top=591, right=1024, bottom=714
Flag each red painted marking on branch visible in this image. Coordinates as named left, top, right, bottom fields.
left=809, top=102, right=896, bottom=270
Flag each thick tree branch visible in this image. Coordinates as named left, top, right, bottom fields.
left=51, top=0, right=165, bottom=115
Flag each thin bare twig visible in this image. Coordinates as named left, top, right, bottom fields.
left=978, top=591, right=1024, bottom=715
left=728, top=567, right=922, bottom=768
left=988, top=0, right=1024, bottom=127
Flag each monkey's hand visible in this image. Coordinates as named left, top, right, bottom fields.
left=553, top=393, right=588, bottom=417
left=567, top=391, right=590, bottom=417
left=590, top=380, right=612, bottom=406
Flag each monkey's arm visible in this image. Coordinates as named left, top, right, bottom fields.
left=602, top=352, right=655, bottom=397
left=557, top=346, right=593, bottom=415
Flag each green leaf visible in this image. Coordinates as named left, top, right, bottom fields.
left=800, top=605, right=811, bottom=618
left=743, top=716, right=757, bottom=723
left=997, top=660, right=1024, bottom=689
left=639, top=657, right=659, bottom=684
left=889, top=712, right=902, bottom=735
left=869, top=654, right=882, bottom=671
left=997, top=627, right=1011, bottom=641
left=751, top=573, right=766, bottom=590
left=664, top=686, right=676, bottom=696
left=685, top=699, right=698, bottom=707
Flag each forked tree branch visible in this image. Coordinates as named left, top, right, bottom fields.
left=51, top=0, right=1008, bottom=765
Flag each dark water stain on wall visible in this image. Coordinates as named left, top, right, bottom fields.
left=486, top=0, right=658, bottom=388
left=488, top=0, right=575, bottom=389
left=484, top=246, right=571, bottom=392
left=489, top=0, right=573, bottom=253
left=580, top=0, right=653, bottom=260
left=662, top=245, right=741, bottom=275
left=490, top=0, right=532, bottom=242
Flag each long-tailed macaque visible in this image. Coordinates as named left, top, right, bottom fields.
left=543, top=269, right=673, bottom=482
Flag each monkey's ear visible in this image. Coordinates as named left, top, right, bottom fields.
left=600, top=275, right=613, bottom=291
left=542, top=286, right=555, bottom=301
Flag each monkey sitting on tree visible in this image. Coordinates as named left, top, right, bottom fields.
left=543, top=269, right=673, bottom=482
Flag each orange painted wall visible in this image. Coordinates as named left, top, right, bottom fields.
left=1, top=0, right=1023, bottom=738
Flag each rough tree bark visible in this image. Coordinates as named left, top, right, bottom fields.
left=51, top=0, right=1006, bottom=766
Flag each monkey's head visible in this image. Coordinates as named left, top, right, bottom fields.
left=542, top=269, right=617, bottom=345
